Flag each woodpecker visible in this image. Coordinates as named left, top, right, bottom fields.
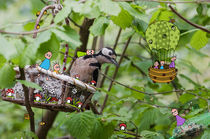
left=70, top=47, right=118, bottom=84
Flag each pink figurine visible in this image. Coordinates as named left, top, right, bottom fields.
left=154, top=61, right=159, bottom=69
left=171, top=108, right=186, bottom=126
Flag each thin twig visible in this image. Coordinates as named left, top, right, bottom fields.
left=40, top=0, right=47, bottom=5
left=0, top=25, right=54, bottom=35
left=169, top=4, right=210, bottom=33
left=100, top=36, right=132, bottom=114
left=115, top=0, right=209, bottom=3
left=114, top=129, right=141, bottom=138
left=62, top=44, right=69, bottom=73
left=99, top=72, right=209, bottom=101
left=98, top=28, right=122, bottom=88
left=33, top=5, right=56, bottom=38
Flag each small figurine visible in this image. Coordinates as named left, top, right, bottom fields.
left=53, top=63, right=60, bottom=74
left=119, top=123, right=127, bottom=130
left=86, top=49, right=94, bottom=55
left=171, top=108, right=186, bottom=127
left=169, top=56, right=176, bottom=68
left=160, top=61, right=165, bottom=69
left=39, top=51, right=52, bottom=70
left=154, top=61, right=159, bottom=69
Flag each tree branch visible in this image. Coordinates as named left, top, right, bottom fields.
left=115, top=0, right=209, bottom=3
left=20, top=68, right=35, bottom=134
left=0, top=25, right=54, bottom=35
left=33, top=5, right=56, bottom=38
left=100, top=36, right=132, bottom=114
left=36, top=110, right=59, bottom=139
left=169, top=4, right=210, bottom=33
left=98, top=28, right=122, bottom=88
left=79, top=18, right=94, bottom=52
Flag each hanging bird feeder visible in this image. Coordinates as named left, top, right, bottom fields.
left=146, top=20, right=180, bottom=83
left=1, top=65, right=96, bottom=112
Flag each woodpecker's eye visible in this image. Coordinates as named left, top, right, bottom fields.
left=109, top=52, right=112, bottom=55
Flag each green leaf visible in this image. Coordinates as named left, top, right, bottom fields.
left=0, top=55, right=6, bottom=69
left=141, top=130, right=164, bottom=139
left=66, top=111, right=97, bottom=138
left=0, top=35, right=17, bottom=60
left=158, top=10, right=173, bottom=21
left=119, top=2, right=148, bottom=22
left=99, top=0, right=121, bottom=16
left=201, top=129, right=210, bottom=139
left=132, top=18, right=148, bottom=35
left=89, top=17, right=110, bottom=36
left=130, top=86, right=145, bottom=100
left=196, top=4, right=203, bottom=16
left=189, top=112, right=210, bottom=126
left=37, top=33, right=60, bottom=60
left=77, top=51, right=86, bottom=57
left=179, top=74, right=200, bottom=87
left=149, top=9, right=161, bottom=24
left=0, top=63, right=16, bottom=89
left=17, top=80, right=42, bottom=91
left=190, top=30, right=208, bottom=50
left=90, top=120, right=115, bottom=139
left=54, top=5, right=71, bottom=24
left=69, top=0, right=100, bottom=18
left=179, top=93, right=195, bottom=104
left=138, top=108, right=163, bottom=131
left=30, top=0, right=45, bottom=14
left=111, top=8, right=133, bottom=29
left=52, top=26, right=81, bottom=49
left=23, top=22, right=36, bottom=31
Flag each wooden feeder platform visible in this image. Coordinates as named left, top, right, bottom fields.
left=148, top=64, right=177, bottom=83
left=1, top=66, right=96, bottom=112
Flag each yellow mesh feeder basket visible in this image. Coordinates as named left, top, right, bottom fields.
left=148, top=65, right=178, bottom=83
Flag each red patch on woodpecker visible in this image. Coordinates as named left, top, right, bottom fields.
left=119, top=123, right=127, bottom=130
left=63, top=59, right=66, bottom=62
left=63, top=67, right=66, bottom=71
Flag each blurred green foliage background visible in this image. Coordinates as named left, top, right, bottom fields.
left=0, top=0, right=209, bottom=138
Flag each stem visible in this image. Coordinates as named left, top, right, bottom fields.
left=0, top=25, right=54, bottom=35
left=36, top=110, right=59, bottom=139
left=169, top=4, right=210, bottom=33
left=100, top=36, right=132, bottom=114
left=33, top=5, right=56, bottom=38
left=20, top=68, right=35, bottom=134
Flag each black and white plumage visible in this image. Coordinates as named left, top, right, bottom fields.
left=70, top=47, right=118, bottom=84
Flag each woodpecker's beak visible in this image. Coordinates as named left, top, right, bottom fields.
left=110, top=58, right=119, bottom=67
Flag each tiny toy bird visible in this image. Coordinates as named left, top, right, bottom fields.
left=70, top=47, right=118, bottom=84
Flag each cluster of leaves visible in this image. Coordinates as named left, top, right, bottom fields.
left=0, top=0, right=209, bottom=138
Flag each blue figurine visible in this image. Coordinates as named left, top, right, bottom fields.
left=160, top=61, right=165, bottom=69
left=40, top=51, right=52, bottom=70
